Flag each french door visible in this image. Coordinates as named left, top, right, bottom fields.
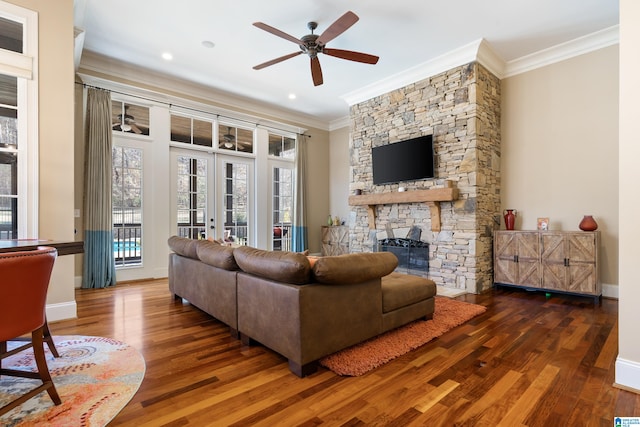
left=170, top=149, right=253, bottom=245
left=171, top=149, right=214, bottom=239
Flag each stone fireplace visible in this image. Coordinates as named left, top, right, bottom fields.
left=348, top=61, right=501, bottom=294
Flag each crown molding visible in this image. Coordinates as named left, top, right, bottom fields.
left=503, top=25, right=619, bottom=78
left=341, top=39, right=496, bottom=107
left=338, top=26, right=618, bottom=115
left=329, top=115, right=351, bottom=131
left=78, top=50, right=328, bottom=131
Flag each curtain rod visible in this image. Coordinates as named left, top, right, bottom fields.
left=77, top=82, right=311, bottom=138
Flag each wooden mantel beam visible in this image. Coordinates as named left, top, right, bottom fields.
left=348, top=181, right=459, bottom=232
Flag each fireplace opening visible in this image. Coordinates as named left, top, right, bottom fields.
left=378, top=238, right=429, bottom=274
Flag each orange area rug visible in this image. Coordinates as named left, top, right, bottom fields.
left=0, top=336, right=145, bottom=427
left=320, top=297, right=486, bottom=376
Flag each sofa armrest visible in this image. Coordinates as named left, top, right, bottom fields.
left=236, top=273, right=383, bottom=368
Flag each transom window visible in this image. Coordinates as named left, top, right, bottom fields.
left=268, top=133, right=296, bottom=158
left=112, top=101, right=150, bottom=136
left=170, top=114, right=213, bottom=147
left=219, top=124, right=253, bottom=153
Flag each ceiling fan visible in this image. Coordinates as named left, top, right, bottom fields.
left=220, top=126, right=236, bottom=149
left=219, top=126, right=252, bottom=151
left=112, top=106, right=147, bottom=134
left=252, top=11, right=379, bottom=86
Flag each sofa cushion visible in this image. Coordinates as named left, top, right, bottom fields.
left=312, top=252, right=398, bottom=285
left=381, top=272, right=437, bottom=313
left=196, top=240, right=239, bottom=271
left=234, top=246, right=311, bottom=285
left=167, top=236, right=199, bottom=259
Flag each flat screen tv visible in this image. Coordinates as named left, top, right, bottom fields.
left=372, top=135, right=435, bottom=185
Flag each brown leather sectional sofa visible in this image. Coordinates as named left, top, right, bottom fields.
left=168, top=236, right=436, bottom=377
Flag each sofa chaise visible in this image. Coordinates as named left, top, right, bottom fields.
left=168, top=236, right=436, bottom=376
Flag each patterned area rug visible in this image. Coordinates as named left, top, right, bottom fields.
left=320, top=297, right=487, bottom=376
left=0, top=336, right=145, bottom=427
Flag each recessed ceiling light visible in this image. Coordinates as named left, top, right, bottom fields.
left=288, top=93, right=296, bottom=100
left=162, top=52, right=173, bottom=61
left=202, top=40, right=215, bottom=48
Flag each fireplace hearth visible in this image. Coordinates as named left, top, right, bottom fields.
left=378, top=238, right=428, bottom=274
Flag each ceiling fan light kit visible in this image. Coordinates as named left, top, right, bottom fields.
left=253, top=11, right=379, bottom=86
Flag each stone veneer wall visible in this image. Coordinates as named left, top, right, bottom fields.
left=349, top=62, right=501, bottom=293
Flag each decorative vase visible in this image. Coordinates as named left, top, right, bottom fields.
left=327, top=215, right=333, bottom=226
left=579, top=215, right=598, bottom=231
left=503, top=209, right=517, bottom=231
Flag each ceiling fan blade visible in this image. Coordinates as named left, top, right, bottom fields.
left=311, top=56, right=323, bottom=86
left=323, top=48, right=379, bottom=64
left=316, top=11, right=359, bottom=45
left=253, top=22, right=304, bottom=45
left=253, top=51, right=303, bottom=70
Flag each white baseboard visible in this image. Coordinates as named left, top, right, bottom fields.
left=46, top=300, right=77, bottom=322
left=602, top=283, right=619, bottom=299
left=615, top=357, right=640, bottom=392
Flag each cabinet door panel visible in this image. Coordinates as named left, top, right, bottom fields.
left=517, top=233, right=540, bottom=260
left=568, top=264, right=598, bottom=294
left=542, top=263, right=566, bottom=290
left=495, top=256, right=518, bottom=284
left=518, top=259, right=541, bottom=288
left=541, top=233, right=564, bottom=263
left=495, top=233, right=516, bottom=258
left=568, top=233, right=596, bottom=262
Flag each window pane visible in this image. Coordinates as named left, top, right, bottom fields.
left=237, top=128, right=253, bottom=153
left=223, top=162, right=248, bottom=245
left=283, top=137, right=296, bottom=159
left=0, top=150, right=17, bottom=238
left=113, top=146, right=143, bottom=266
left=219, top=125, right=236, bottom=151
left=0, top=107, right=17, bottom=148
left=0, top=195, right=16, bottom=239
left=171, top=115, right=191, bottom=143
left=193, top=119, right=212, bottom=147
left=0, top=17, right=23, bottom=53
left=268, top=133, right=296, bottom=158
left=0, top=74, right=17, bottom=106
left=272, top=166, right=293, bottom=251
left=176, top=156, right=207, bottom=239
left=268, top=134, right=282, bottom=156
left=112, top=101, right=150, bottom=136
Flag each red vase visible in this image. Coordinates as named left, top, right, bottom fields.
left=503, top=209, right=516, bottom=230
left=579, top=215, right=598, bottom=231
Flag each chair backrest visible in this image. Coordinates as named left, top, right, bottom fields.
left=0, top=246, right=57, bottom=341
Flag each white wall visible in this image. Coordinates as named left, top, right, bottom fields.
left=616, top=0, right=640, bottom=392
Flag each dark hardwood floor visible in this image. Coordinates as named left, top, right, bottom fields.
left=50, top=279, right=639, bottom=426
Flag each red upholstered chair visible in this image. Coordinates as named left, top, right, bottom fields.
left=0, top=247, right=62, bottom=416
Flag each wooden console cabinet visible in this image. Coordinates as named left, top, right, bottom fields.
left=321, top=226, right=349, bottom=256
left=494, top=230, right=600, bottom=300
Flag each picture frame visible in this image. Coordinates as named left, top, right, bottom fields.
left=537, top=217, right=549, bottom=231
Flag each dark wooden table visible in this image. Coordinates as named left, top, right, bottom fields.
left=0, top=240, right=84, bottom=256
